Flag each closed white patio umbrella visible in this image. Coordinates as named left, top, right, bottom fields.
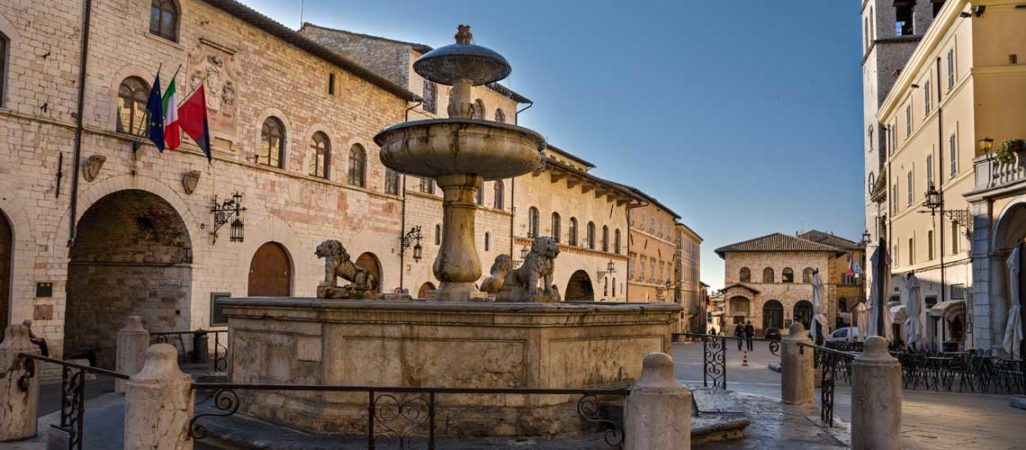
left=905, top=273, right=923, bottom=349
left=811, top=271, right=828, bottom=345
left=853, top=301, right=871, bottom=342
left=1004, top=246, right=1023, bottom=360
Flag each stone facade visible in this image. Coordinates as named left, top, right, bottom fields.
left=628, top=200, right=679, bottom=302
left=676, top=223, right=703, bottom=332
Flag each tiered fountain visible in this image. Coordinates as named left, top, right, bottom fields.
left=220, top=26, right=681, bottom=438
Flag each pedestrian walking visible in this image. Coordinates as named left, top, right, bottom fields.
left=734, top=323, right=744, bottom=351
left=744, top=321, right=755, bottom=351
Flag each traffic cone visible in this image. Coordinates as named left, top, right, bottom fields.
left=742, top=350, right=749, bottom=367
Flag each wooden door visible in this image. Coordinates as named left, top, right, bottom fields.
left=248, top=242, right=290, bottom=296
left=0, top=213, right=10, bottom=328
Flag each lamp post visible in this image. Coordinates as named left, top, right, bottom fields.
left=923, top=182, right=972, bottom=236
left=400, top=226, right=424, bottom=263
left=210, top=192, right=246, bottom=244
left=978, top=137, right=994, bottom=157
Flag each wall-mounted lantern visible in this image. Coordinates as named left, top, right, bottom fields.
left=211, top=192, right=246, bottom=244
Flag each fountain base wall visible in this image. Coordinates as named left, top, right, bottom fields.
left=221, top=298, right=681, bottom=437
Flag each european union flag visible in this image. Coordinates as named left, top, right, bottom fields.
left=145, top=73, right=165, bottom=152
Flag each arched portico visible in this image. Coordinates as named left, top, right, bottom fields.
left=565, top=270, right=594, bottom=301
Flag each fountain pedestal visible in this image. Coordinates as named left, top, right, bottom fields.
left=429, top=174, right=486, bottom=301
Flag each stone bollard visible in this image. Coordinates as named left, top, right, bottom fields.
left=116, top=316, right=149, bottom=394
left=124, top=344, right=194, bottom=450
left=852, top=336, right=901, bottom=450
left=0, top=325, right=40, bottom=441
left=625, top=352, right=691, bottom=450
left=781, top=322, right=814, bottom=405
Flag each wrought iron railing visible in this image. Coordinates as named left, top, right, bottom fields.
left=671, top=333, right=780, bottom=390
left=798, top=343, right=857, bottom=427
left=190, top=383, right=630, bottom=450
left=893, top=351, right=1024, bottom=395
left=18, top=354, right=131, bottom=450
left=150, top=329, right=228, bottom=371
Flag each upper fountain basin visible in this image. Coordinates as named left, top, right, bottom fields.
left=374, top=119, right=545, bottom=181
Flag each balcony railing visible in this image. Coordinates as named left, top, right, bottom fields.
left=973, top=151, right=1026, bottom=192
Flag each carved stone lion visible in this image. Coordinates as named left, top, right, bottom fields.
left=315, top=240, right=377, bottom=299
left=480, top=254, right=513, bottom=294
left=496, top=237, right=561, bottom=302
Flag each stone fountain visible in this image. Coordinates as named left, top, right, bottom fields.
left=219, top=26, right=682, bottom=439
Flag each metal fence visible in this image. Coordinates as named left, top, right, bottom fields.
left=671, top=333, right=780, bottom=390
left=150, top=329, right=228, bottom=372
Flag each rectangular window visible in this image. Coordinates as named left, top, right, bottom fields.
left=384, top=169, right=400, bottom=195
left=422, top=81, right=437, bottom=114
left=923, top=79, right=932, bottom=116
left=905, top=104, right=912, bottom=138
left=896, top=4, right=914, bottom=36
left=328, top=73, right=336, bottom=96
left=210, top=292, right=231, bottom=326
left=907, top=170, right=913, bottom=206
left=951, top=283, right=966, bottom=300
left=949, top=133, right=958, bottom=176
left=908, top=237, right=914, bottom=265
left=951, top=221, right=960, bottom=254
left=947, top=48, right=956, bottom=91
left=926, top=153, right=934, bottom=188
left=419, top=177, right=435, bottom=194
left=0, top=36, right=6, bottom=107
left=928, top=230, right=935, bottom=260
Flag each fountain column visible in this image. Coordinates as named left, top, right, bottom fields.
left=432, top=174, right=484, bottom=300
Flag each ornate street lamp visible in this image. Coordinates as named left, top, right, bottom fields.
left=978, top=137, right=994, bottom=156
left=606, top=260, right=615, bottom=275
left=924, top=183, right=943, bottom=213
left=400, top=226, right=424, bottom=263
left=861, top=229, right=871, bottom=245
left=922, top=182, right=973, bottom=236
left=210, top=192, right=246, bottom=244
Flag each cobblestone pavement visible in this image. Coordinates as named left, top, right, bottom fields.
left=674, top=341, right=1026, bottom=450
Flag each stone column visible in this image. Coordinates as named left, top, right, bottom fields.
left=124, top=344, right=194, bottom=450
left=0, top=325, right=40, bottom=441
left=625, top=352, right=691, bottom=450
left=781, top=322, right=814, bottom=405
left=429, top=173, right=485, bottom=301
left=116, top=316, right=149, bottom=394
left=852, top=336, right=901, bottom=450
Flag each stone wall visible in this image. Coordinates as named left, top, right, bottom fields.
left=723, top=251, right=837, bottom=333
left=628, top=204, right=677, bottom=302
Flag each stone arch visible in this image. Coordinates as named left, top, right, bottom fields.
left=65, top=189, right=193, bottom=368
left=989, top=200, right=1026, bottom=350
left=355, top=252, right=382, bottom=292
left=763, top=299, right=784, bottom=330
left=417, top=282, right=436, bottom=299
left=565, top=270, right=594, bottom=301
left=794, top=300, right=814, bottom=330
left=248, top=242, right=292, bottom=297
left=0, top=195, right=31, bottom=325
left=0, top=11, right=21, bottom=107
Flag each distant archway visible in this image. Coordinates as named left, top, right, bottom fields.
left=565, top=270, right=594, bottom=301
left=65, top=190, right=192, bottom=368
left=355, top=252, right=382, bottom=292
left=418, top=282, right=436, bottom=299
left=763, top=300, right=784, bottom=330
left=248, top=242, right=292, bottom=297
left=794, top=300, right=814, bottom=330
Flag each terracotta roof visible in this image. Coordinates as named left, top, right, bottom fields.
left=798, top=230, right=863, bottom=251
left=608, top=183, right=681, bottom=219
left=299, top=22, right=530, bottom=104
left=202, top=0, right=418, bottom=101
left=721, top=283, right=760, bottom=294
left=715, top=233, right=844, bottom=258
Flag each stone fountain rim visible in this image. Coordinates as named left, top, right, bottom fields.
left=219, top=297, right=683, bottom=314
left=373, top=118, right=546, bottom=147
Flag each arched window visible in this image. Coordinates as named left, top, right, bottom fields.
left=117, top=77, right=150, bottom=136
left=493, top=180, right=504, bottom=210
left=802, top=267, right=814, bottom=283
left=763, top=267, right=774, bottom=283
left=614, top=229, right=622, bottom=254
left=309, top=132, right=330, bottom=179
left=782, top=267, right=794, bottom=283
left=568, top=218, right=579, bottom=246
left=527, top=207, right=539, bottom=238
left=494, top=108, right=506, bottom=123
left=348, top=144, right=366, bottom=187
left=604, top=277, right=608, bottom=297
left=419, top=177, right=435, bottom=194
left=484, top=232, right=490, bottom=251
left=149, top=0, right=179, bottom=42
left=474, top=99, right=485, bottom=119
left=551, top=212, right=561, bottom=243
left=434, top=224, right=441, bottom=245
left=739, top=267, right=751, bottom=282
left=601, top=226, right=609, bottom=252
left=0, top=32, right=7, bottom=107
left=259, top=117, right=286, bottom=168
left=422, top=81, right=437, bottom=113
left=587, top=222, right=596, bottom=249
left=384, top=169, right=400, bottom=195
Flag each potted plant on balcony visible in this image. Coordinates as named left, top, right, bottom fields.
left=996, top=138, right=1025, bottom=165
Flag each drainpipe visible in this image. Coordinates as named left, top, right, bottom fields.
left=67, top=0, right=92, bottom=247
left=936, top=56, right=946, bottom=307
left=509, top=178, right=515, bottom=257
left=399, top=175, right=407, bottom=291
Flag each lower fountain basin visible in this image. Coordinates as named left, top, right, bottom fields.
left=374, top=119, right=545, bottom=181
left=220, top=298, right=681, bottom=437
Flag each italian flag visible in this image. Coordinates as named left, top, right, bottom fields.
left=162, top=75, right=180, bottom=150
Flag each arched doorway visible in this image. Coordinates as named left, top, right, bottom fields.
left=794, top=300, right=814, bottom=330
left=763, top=300, right=784, bottom=330
left=248, top=242, right=291, bottom=296
left=991, top=202, right=1026, bottom=355
left=355, top=252, right=381, bottom=292
left=565, top=270, right=594, bottom=301
left=0, top=210, right=11, bottom=329
left=66, top=190, right=192, bottom=368
left=417, top=282, right=436, bottom=299
left=729, top=296, right=750, bottom=325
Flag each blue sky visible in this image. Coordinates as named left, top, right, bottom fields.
left=240, top=0, right=865, bottom=290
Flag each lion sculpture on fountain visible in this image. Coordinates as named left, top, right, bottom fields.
left=496, top=237, right=561, bottom=302
left=315, top=239, right=377, bottom=299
